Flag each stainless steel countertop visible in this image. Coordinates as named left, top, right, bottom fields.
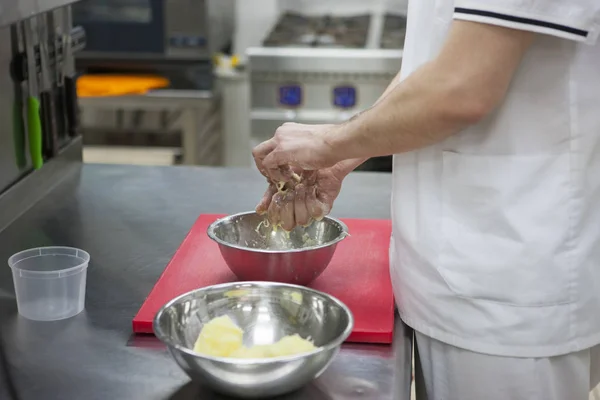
left=0, top=164, right=412, bottom=400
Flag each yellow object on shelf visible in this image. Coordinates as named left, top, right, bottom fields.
left=213, top=53, right=241, bottom=70
left=77, top=74, right=170, bottom=97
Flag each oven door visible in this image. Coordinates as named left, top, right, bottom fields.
left=73, top=0, right=164, bottom=57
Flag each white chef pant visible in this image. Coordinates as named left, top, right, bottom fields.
left=414, top=331, right=600, bottom=400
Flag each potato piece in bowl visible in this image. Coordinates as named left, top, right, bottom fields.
left=267, top=334, right=317, bottom=357
left=193, top=315, right=244, bottom=357
left=192, top=315, right=318, bottom=359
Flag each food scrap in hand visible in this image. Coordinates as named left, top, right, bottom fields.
left=275, top=172, right=302, bottom=194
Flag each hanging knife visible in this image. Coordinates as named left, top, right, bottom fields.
left=21, top=19, right=43, bottom=169
left=62, top=6, right=79, bottom=138
left=48, top=10, right=67, bottom=146
left=10, top=24, right=26, bottom=169
left=38, top=14, right=59, bottom=159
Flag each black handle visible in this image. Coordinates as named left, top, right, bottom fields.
left=40, top=91, right=58, bottom=158
left=64, top=76, right=78, bottom=137
left=40, top=91, right=51, bottom=158
left=54, top=84, right=66, bottom=141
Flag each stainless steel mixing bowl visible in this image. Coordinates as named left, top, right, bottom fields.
left=154, top=281, right=353, bottom=398
left=207, top=211, right=349, bottom=285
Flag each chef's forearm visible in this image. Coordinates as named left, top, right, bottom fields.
left=324, top=21, right=534, bottom=161
left=333, top=70, right=403, bottom=176
left=335, top=157, right=367, bottom=177
left=325, top=61, right=483, bottom=159
left=374, top=70, right=402, bottom=106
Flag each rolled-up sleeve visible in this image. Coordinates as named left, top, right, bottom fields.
left=453, top=0, right=600, bottom=44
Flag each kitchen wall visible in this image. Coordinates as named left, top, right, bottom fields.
left=232, top=0, right=409, bottom=62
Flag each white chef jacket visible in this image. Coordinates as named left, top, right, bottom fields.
left=391, top=0, right=600, bottom=357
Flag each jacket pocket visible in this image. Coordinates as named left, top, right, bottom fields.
left=439, top=151, right=573, bottom=307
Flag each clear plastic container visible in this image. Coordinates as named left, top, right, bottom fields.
left=8, top=247, right=90, bottom=321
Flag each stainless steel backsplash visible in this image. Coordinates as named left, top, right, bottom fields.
left=0, top=23, right=26, bottom=194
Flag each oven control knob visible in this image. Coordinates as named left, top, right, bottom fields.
left=185, top=36, right=198, bottom=47
left=333, top=85, right=357, bottom=109
left=196, top=36, right=207, bottom=47
left=278, top=85, right=303, bottom=108
left=177, top=36, right=207, bottom=48
left=169, top=35, right=184, bottom=48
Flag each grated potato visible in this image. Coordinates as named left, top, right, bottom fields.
left=193, top=315, right=318, bottom=359
left=193, top=315, right=244, bottom=357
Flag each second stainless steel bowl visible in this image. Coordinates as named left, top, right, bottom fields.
left=154, top=281, right=354, bottom=398
left=207, top=211, right=349, bottom=285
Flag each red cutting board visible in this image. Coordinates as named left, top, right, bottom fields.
left=133, top=214, right=394, bottom=344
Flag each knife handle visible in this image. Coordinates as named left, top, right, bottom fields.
left=40, top=91, right=52, bottom=158
left=12, top=100, right=26, bottom=169
left=40, top=90, right=59, bottom=158
left=64, top=76, right=78, bottom=137
left=27, top=96, right=43, bottom=169
left=54, top=85, right=66, bottom=141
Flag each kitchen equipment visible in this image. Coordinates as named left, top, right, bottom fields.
left=72, top=0, right=233, bottom=63
left=0, top=0, right=85, bottom=236
left=133, top=214, right=394, bottom=344
left=11, top=23, right=86, bottom=135
left=207, top=211, right=348, bottom=285
left=154, top=281, right=353, bottom=398
left=8, top=246, right=90, bottom=321
left=10, top=15, right=86, bottom=172
left=73, top=0, right=233, bottom=92
left=247, top=11, right=407, bottom=172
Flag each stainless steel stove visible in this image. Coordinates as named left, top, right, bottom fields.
left=247, top=12, right=406, bottom=172
left=381, top=14, right=408, bottom=49
left=263, top=13, right=372, bottom=48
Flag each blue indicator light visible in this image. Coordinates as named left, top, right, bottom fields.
left=278, top=85, right=302, bottom=107
left=333, top=86, right=357, bottom=108
left=169, top=35, right=183, bottom=47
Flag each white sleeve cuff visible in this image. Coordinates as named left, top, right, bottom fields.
left=453, top=1, right=600, bottom=45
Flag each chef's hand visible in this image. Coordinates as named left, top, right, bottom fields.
left=255, top=165, right=346, bottom=231
left=252, top=123, right=341, bottom=183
